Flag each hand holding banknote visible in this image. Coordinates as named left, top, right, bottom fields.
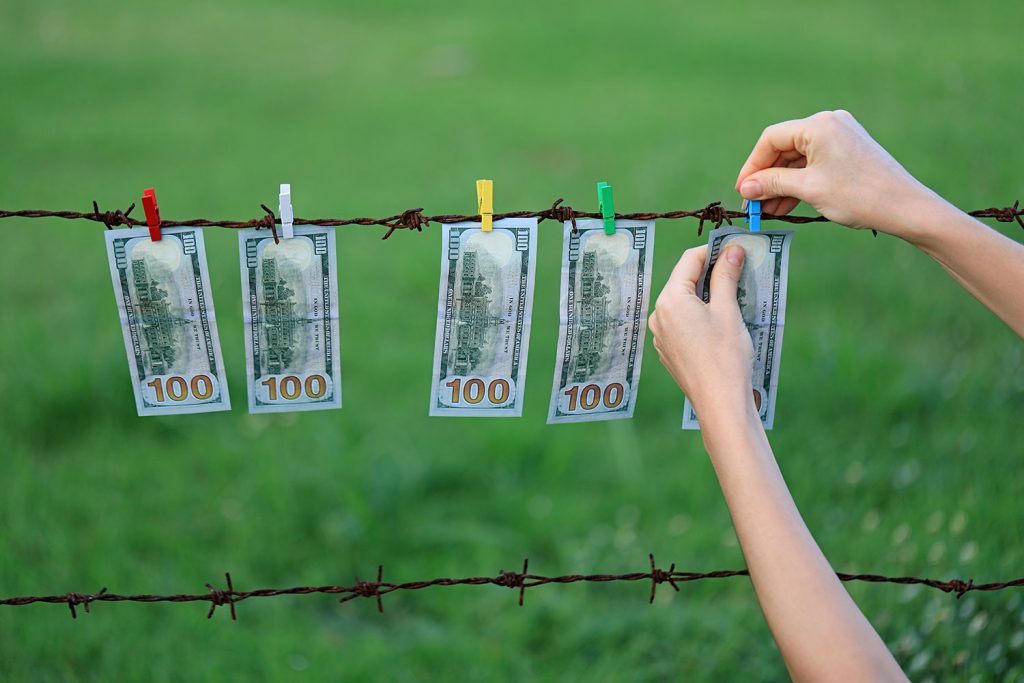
left=648, top=244, right=757, bottom=423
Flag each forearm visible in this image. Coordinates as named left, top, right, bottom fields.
left=699, top=403, right=906, bottom=682
left=886, top=189, right=1024, bottom=338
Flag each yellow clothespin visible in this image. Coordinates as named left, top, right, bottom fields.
left=476, top=179, right=493, bottom=232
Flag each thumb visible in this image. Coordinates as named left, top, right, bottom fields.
left=709, top=245, right=745, bottom=304
left=739, top=167, right=805, bottom=201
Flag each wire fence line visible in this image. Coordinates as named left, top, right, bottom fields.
left=1, top=198, right=1021, bottom=621
left=0, top=199, right=1020, bottom=242
left=3, top=555, right=1023, bottom=620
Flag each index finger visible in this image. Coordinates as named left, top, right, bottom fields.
left=734, top=118, right=811, bottom=190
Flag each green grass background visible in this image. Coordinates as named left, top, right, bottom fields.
left=1, top=0, right=1022, bottom=680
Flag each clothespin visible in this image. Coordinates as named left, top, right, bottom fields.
left=279, top=183, right=294, bottom=240
left=476, top=179, right=493, bottom=232
left=597, top=181, right=615, bottom=235
left=747, top=199, right=761, bottom=233
left=141, top=187, right=162, bottom=241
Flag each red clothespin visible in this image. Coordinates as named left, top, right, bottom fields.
left=141, top=187, right=162, bottom=241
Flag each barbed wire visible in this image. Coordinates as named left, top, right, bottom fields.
left=1, top=200, right=1022, bottom=621
left=0, top=199, right=1020, bottom=242
left=3, top=554, right=1022, bottom=620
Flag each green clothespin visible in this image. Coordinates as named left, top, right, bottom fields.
left=597, top=181, right=615, bottom=235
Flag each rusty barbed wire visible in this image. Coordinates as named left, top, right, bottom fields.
left=0, top=199, right=1021, bottom=241
left=1, top=199, right=1021, bottom=620
left=3, top=554, right=1022, bottom=620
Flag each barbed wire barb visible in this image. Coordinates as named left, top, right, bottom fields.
left=206, top=573, right=237, bottom=620
left=338, top=565, right=386, bottom=613
left=494, top=558, right=529, bottom=606
left=65, top=587, right=107, bottom=619
left=649, top=553, right=679, bottom=604
left=258, top=204, right=279, bottom=244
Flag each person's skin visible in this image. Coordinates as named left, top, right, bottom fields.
left=735, top=109, right=1024, bottom=337
left=649, top=110, right=1024, bottom=682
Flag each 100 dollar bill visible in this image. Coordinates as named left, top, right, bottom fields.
left=104, top=227, right=231, bottom=416
left=548, top=219, right=655, bottom=423
left=429, top=218, right=537, bottom=417
left=682, top=227, right=793, bottom=430
left=239, top=227, right=342, bottom=413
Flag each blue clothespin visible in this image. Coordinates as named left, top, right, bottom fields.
left=746, top=199, right=761, bottom=232
left=597, top=181, right=615, bottom=235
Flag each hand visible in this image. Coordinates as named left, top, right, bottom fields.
left=735, top=110, right=935, bottom=236
left=648, top=244, right=756, bottom=422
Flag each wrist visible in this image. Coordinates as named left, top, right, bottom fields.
left=695, top=390, right=762, bottom=449
left=701, top=408, right=769, bottom=479
left=871, top=182, right=953, bottom=245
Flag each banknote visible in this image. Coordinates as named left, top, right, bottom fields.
left=429, top=218, right=537, bottom=417
left=682, top=227, right=793, bottom=430
left=239, top=227, right=342, bottom=413
left=547, top=219, right=655, bottom=423
left=104, top=227, right=231, bottom=416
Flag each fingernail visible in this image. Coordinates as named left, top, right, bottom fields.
left=740, top=179, right=762, bottom=198
left=726, top=246, right=745, bottom=266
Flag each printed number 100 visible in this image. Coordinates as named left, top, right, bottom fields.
left=147, top=374, right=215, bottom=403
left=563, top=383, right=624, bottom=411
left=261, top=374, right=328, bottom=401
left=445, top=378, right=511, bottom=405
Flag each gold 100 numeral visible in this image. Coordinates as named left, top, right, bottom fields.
left=146, top=374, right=215, bottom=402
left=563, top=383, right=624, bottom=411
left=444, top=378, right=511, bottom=405
left=261, top=374, right=328, bottom=401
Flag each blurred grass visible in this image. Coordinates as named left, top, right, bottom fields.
left=0, top=0, right=1022, bottom=680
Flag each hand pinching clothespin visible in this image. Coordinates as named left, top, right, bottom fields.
left=747, top=199, right=761, bottom=233
left=597, top=181, right=615, bottom=235
left=141, top=188, right=162, bottom=241
left=279, top=183, right=294, bottom=240
left=476, top=179, right=493, bottom=233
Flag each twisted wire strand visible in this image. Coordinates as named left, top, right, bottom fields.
left=1, top=198, right=1020, bottom=241
left=3, top=555, right=1020, bottom=620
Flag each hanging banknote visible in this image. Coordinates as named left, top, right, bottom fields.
left=238, top=227, right=342, bottom=413
left=429, top=218, right=537, bottom=417
left=548, top=219, right=655, bottom=423
left=104, top=227, right=231, bottom=416
left=682, top=227, right=793, bottom=430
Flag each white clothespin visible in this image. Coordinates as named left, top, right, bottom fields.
left=279, top=183, right=294, bottom=240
